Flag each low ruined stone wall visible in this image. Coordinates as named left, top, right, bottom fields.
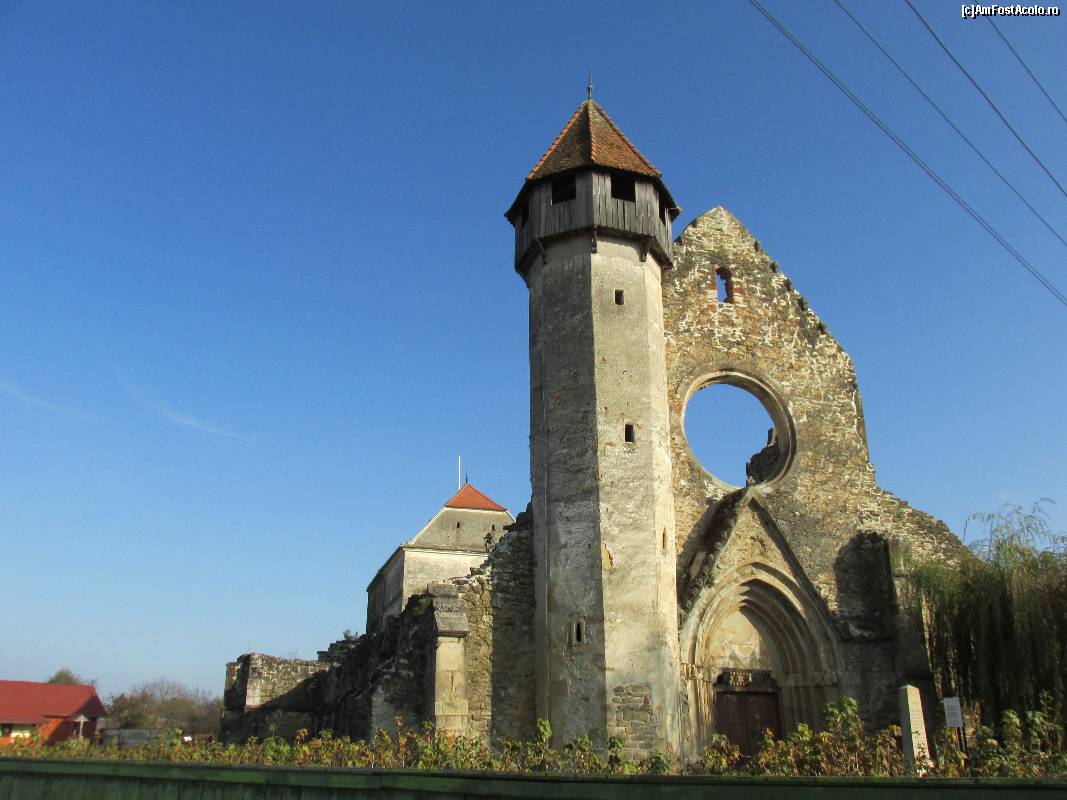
left=222, top=514, right=538, bottom=746
left=313, top=595, right=437, bottom=740
left=221, top=654, right=332, bottom=742
left=453, top=511, right=537, bottom=743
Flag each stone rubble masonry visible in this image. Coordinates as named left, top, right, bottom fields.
left=220, top=513, right=536, bottom=746
left=525, top=232, right=682, bottom=756
left=451, top=511, right=537, bottom=743
left=665, top=208, right=965, bottom=740
left=612, top=683, right=661, bottom=761
left=221, top=205, right=965, bottom=758
left=221, top=654, right=331, bottom=742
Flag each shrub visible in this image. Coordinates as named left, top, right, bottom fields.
left=907, top=502, right=1067, bottom=728
left=6, top=697, right=1065, bottom=778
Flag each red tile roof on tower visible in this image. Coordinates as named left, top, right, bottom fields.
left=444, top=483, right=507, bottom=512
left=506, top=98, right=679, bottom=222
left=0, top=681, right=107, bottom=724
left=527, top=100, right=662, bottom=182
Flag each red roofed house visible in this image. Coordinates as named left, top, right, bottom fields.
left=366, top=483, right=513, bottom=633
left=0, top=680, right=106, bottom=745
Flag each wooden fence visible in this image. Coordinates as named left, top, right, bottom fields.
left=2, top=757, right=1066, bottom=799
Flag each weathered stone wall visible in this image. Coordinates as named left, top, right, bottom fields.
left=366, top=508, right=512, bottom=634
left=412, top=507, right=513, bottom=551
left=367, top=548, right=494, bottom=634
left=452, top=511, right=537, bottom=743
left=222, top=202, right=963, bottom=758
left=223, top=515, right=537, bottom=746
left=524, top=230, right=682, bottom=756
left=221, top=654, right=332, bottom=742
left=366, top=549, right=404, bottom=634
left=402, top=550, right=491, bottom=618
left=664, top=208, right=965, bottom=747
left=313, top=592, right=438, bottom=740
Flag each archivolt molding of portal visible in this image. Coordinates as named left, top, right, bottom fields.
left=678, top=493, right=844, bottom=752
left=683, top=565, right=840, bottom=686
left=679, top=492, right=842, bottom=684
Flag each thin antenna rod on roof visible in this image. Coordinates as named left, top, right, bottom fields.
left=457, top=456, right=461, bottom=490
left=587, top=69, right=593, bottom=101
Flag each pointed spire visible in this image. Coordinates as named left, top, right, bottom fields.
left=525, top=100, right=662, bottom=182
left=505, top=95, right=680, bottom=225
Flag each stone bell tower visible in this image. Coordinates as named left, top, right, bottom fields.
left=505, top=95, right=682, bottom=756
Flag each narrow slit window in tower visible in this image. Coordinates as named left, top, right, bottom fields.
left=574, top=620, right=583, bottom=644
left=624, top=423, right=636, bottom=444
left=551, top=174, right=576, bottom=204
left=611, top=173, right=636, bottom=202
left=715, top=268, right=734, bottom=304
left=614, top=289, right=624, bottom=305
left=456, top=522, right=461, bottom=529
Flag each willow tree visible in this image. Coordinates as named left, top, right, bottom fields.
left=907, top=502, right=1067, bottom=726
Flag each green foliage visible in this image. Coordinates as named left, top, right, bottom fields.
left=701, top=733, right=741, bottom=775
left=606, top=736, right=637, bottom=775
left=8, top=699, right=1065, bottom=778
left=105, top=678, right=222, bottom=736
left=638, top=750, right=671, bottom=775
left=46, top=668, right=93, bottom=686
left=746, top=697, right=905, bottom=777
left=907, top=501, right=1067, bottom=727
left=498, top=718, right=557, bottom=772
left=929, top=699, right=1067, bottom=778
left=561, top=735, right=606, bottom=774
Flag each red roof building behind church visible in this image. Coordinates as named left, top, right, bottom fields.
left=0, top=680, right=107, bottom=745
left=444, top=482, right=508, bottom=512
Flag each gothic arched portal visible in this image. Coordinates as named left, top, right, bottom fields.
left=680, top=500, right=842, bottom=755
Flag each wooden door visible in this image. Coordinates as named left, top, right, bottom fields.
left=713, top=691, right=781, bottom=757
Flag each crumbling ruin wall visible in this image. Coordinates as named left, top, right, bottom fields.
left=664, top=208, right=965, bottom=733
left=221, top=653, right=332, bottom=742
left=312, top=592, right=438, bottom=740
left=221, top=514, right=537, bottom=745
left=452, top=509, right=537, bottom=743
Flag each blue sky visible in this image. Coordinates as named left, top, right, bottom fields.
left=2, top=1, right=1064, bottom=698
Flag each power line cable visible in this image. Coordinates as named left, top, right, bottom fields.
left=989, top=19, right=1067, bottom=129
left=832, top=0, right=1067, bottom=252
left=904, top=0, right=1067, bottom=201
left=747, top=0, right=1067, bottom=309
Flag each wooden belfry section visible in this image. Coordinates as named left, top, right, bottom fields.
left=506, top=99, right=678, bottom=275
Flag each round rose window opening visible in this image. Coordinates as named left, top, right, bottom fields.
left=683, top=381, right=791, bottom=487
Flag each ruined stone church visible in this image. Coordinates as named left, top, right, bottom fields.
left=222, top=97, right=963, bottom=760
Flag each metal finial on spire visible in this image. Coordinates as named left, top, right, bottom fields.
left=587, top=69, right=593, bottom=101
